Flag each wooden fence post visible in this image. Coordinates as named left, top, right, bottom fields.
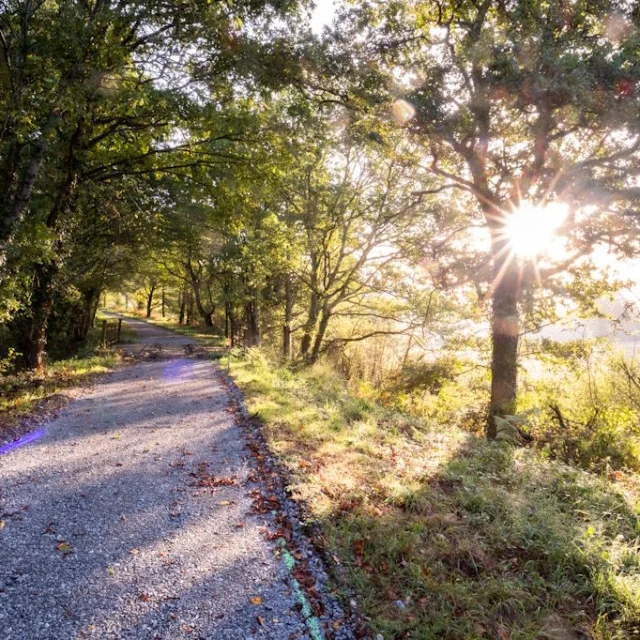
left=101, top=320, right=108, bottom=348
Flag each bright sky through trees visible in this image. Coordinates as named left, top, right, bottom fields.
left=310, top=0, right=336, bottom=33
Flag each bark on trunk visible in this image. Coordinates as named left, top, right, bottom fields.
left=91, top=294, right=100, bottom=329
left=300, top=255, right=320, bottom=360
left=488, top=247, right=520, bottom=439
left=193, top=289, right=213, bottom=326
left=1, top=115, right=55, bottom=244
left=178, top=290, right=186, bottom=325
left=244, top=289, right=260, bottom=347
left=161, top=286, right=166, bottom=318
left=283, top=275, right=293, bottom=360
left=310, top=304, right=331, bottom=364
left=301, top=292, right=320, bottom=360
left=76, top=288, right=99, bottom=341
left=186, top=292, right=194, bottom=325
left=146, top=284, right=156, bottom=318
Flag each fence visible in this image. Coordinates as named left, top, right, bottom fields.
left=100, top=318, right=122, bottom=347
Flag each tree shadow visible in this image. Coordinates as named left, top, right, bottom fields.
left=0, top=358, right=306, bottom=639
left=317, top=437, right=640, bottom=639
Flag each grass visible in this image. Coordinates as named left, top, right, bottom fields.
left=120, top=315, right=640, bottom=638
left=0, top=326, right=124, bottom=439
left=227, top=349, right=640, bottom=640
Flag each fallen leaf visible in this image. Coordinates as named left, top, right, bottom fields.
left=250, top=596, right=262, bottom=605
left=56, top=541, right=71, bottom=553
left=108, top=567, right=115, bottom=576
left=256, top=615, right=264, bottom=626
left=0, top=520, right=5, bottom=531
left=220, top=500, right=231, bottom=506
left=129, top=548, right=139, bottom=555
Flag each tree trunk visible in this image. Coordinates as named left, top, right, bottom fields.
left=244, top=289, right=261, bottom=347
left=186, top=292, right=194, bottom=325
left=192, top=284, right=213, bottom=326
left=310, top=304, right=331, bottom=364
left=23, top=263, right=56, bottom=375
left=300, top=254, right=320, bottom=360
left=301, top=292, right=320, bottom=360
left=225, top=301, right=231, bottom=339
left=162, top=285, right=166, bottom=318
left=488, top=245, right=520, bottom=438
left=91, top=293, right=100, bottom=329
left=146, top=284, right=156, bottom=318
left=77, top=288, right=99, bottom=341
left=1, top=120, right=53, bottom=244
left=283, top=275, right=293, bottom=360
left=224, top=300, right=236, bottom=347
left=178, top=290, right=186, bottom=325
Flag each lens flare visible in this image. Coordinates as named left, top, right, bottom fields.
left=0, top=429, right=45, bottom=456
left=506, top=201, right=568, bottom=258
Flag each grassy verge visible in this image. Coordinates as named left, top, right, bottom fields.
left=125, top=316, right=640, bottom=638
left=228, top=349, right=640, bottom=640
left=0, top=327, right=124, bottom=440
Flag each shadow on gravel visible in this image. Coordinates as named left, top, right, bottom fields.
left=0, top=422, right=290, bottom=636
left=0, top=355, right=304, bottom=638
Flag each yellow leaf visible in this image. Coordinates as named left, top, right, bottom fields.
left=220, top=500, right=231, bottom=506
left=250, top=596, right=262, bottom=605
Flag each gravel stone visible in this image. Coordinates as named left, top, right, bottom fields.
left=0, top=318, right=319, bottom=639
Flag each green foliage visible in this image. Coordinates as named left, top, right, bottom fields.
left=519, top=348, right=640, bottom=473
left=384, top=357, right=461, bottom=394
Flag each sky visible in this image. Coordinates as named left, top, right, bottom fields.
left=311, top=0, right=337, bottom=33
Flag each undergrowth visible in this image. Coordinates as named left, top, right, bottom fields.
left=0, top=327, right=122, bottom=437
left=227, top=348, right=640, bottom=640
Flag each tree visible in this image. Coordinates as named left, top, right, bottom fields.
left=331, top=0, right=640, bottom=435
left=282, top=135, right=442, bottom=363
left=0, top=0, right=304, bottom=371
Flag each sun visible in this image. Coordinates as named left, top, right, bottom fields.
left=506, top=201, right=569, bottom=258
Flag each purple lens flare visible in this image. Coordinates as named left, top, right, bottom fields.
left=0, top=429, right=45, bottom=456
left=162, top=359, right=195, bottom=383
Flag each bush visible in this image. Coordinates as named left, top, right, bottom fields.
left=519, top=347, right=640, bottom=472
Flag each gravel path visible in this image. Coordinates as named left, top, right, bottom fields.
left=0, top=318, right=314, bottom=640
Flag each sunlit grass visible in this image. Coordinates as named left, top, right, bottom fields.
left=228, top=348, right=640, bottom=639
